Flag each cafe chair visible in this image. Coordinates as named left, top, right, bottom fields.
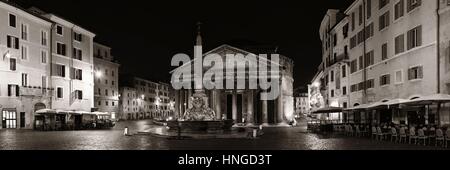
left=399, top=127, right=407, bottom=143
left=377, top=127, right=387, bottom=141
left=391, top=128, right=398, bottom=143
left=355, top=126, right=362, bottom=137
left=371, top=127, right=377, bottom=140
left=428, top=127, right=436, bottom=143
left=435, top=129, right=445, bottom=147
left=446, top=129, right=450, bottom=148
left=409, top=128, right=418, bottom=145
left=417, top=129, right=428, bottom=146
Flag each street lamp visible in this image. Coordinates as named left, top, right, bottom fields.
left=95, top=70, right=103, bottom=78
left=312, top=82, right=320, bottom=88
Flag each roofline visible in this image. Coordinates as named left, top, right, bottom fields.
left=44, top=14, right=96, bottom=37
left=94, top=42, right=112, bottom=50
left=344, top=0, right=360, bottom=14
left=0, top=0, right=52, bottom=26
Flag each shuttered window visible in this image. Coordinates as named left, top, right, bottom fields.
left=408, top=66, right=423, bottom=80
left=407, top=25, right=422, bottom=50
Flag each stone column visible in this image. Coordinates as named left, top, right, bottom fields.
left=262, top=99, right=269, bottom=126
left=277, top=95, right=286, bottom=125
left=232, top=90, right=238, bottom=123
left=215, top=90, right=222, bottom=120
left=187, top=89, right=192, bottom=109
left=175, top=90, right=180, bottom=118
left=247, top=90, right=254, bottom=126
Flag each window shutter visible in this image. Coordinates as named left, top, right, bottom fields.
left=387, top=75, right=391, bottom=84
left=15, top=37, right=19, bottom=49
left=8, top=85, right=12, bottom=96
left=16, top=85, right=20, bottom=96
left=408, top=68, right=412, bottom=80
left=417, top=26, right=422, bottom=47
left=418, top=67, right=423, bottom=79
left=7, top=36, right=11, bottom=47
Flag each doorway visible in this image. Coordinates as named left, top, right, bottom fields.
left=20, top=112, right=25, bottom=128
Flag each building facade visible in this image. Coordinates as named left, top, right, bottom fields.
left=172, top=28, right=295, bottom=126
left=314, top=0, right=450, bottom=126
left=93, top=43, right=120, bottom=120
left=0, top=1, right=52, bottom=129
left=294, top=93, right=310, bottom=117
left=119, top=76, right=173, bottom=121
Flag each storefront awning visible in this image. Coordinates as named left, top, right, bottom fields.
left=311, top=107, right=343, bottom=114
left=36, top=109, right=57, bottom=114
left=347, top=104, right=371, bottom=111
left=401, top=94, right=450, bottom=105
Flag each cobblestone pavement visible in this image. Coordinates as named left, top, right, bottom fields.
left=0, top=120, right=448, bottom=150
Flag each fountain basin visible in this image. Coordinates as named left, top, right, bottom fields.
left=165, top=120, right=234, bottom=133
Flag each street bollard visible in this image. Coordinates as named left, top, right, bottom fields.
left=124, top=127, right=129, bottom=136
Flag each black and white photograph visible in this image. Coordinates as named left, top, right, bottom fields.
left=0, top=0, right=450, bottom=168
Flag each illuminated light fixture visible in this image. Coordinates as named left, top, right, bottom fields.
left=95, top=71, right=103, bottom=78
left=312, top=82, right=320, bottom=87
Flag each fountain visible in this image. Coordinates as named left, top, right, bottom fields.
left=166, top=91, right=233, bottom=133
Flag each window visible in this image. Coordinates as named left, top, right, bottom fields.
left=359, top=56, right=364, bottom=70
left=9, top=14, right=16, bottom=27
left=350, top=35, right=357, bottom=49
left=112, top=71, right=115, bottom=77
left=395, top=70, right=403, bottom=84
left=56, top=25, right=63, bottom=35
left=342, top=65, right=347, bottom=78
left=379, top=11, right=390, bottom=31
left=105, top=89, right=109, bottom=96
left=367, top=0, right=372, bottom=19
left=98, top=101, right=101, bottom=106
left=75, top=90, right=83, bottom=100
left=21, top=24, right=28, bottom=41
left=112, top=81, right=115, bottom=86
left=112, top=102, right=115, bottom=106
left=41, top=31, right=48, bottom=46
left=41, top=50, right=48, bottom=64
left=365, top=23, right=374, bottom=39
left=357, top=30, right=364, bottom=44
left=105, top=79, right=108, bottom=85
left=351, top=84, right=358, bottom=92
left=57, top=42, right=66, bottom=56
left=395, top=34, right=405, bottom=54
left=358, top=82, right=365, bottom=91
left=21, top=73, right=28, bottom=87
left=57, top=87, right=63, bottom=99
left=10, top=58, right=16, bottom=71
left=21, top=46, right=28, bottom=60
left=366, top=79, right=375, bottom=89
left=351, top=12, right=355, bottom=31
left=407, top=0, right=421, bottom=13
left=106, top=101, right=109, bottom=106
left=72, top=48, right=82, bottom=60
left=71, top=68, right=83, bottom=80
left=343, top=24, right=349, bottom=39
left=395, top=0, right=405, bottom=20
left=55, top=64, right=66, bottom=77
left=359, top=5, right=363, bottom=25
left=365, top=51, right=374, bottom=67
left=7, top=35, right=19, bottom=49
left=74, top=32, right=82, bottom=42
left=379, top=0, right=389, bottom=9
left=331, top=90, right=335, bottom=98
left=380, top=74, right=391, bottom=86
left=8, top=85, right=19, bottom=97
left=408, top=66, right=423, bottom=80
left=330, top=70, right=334, bottom=82
left=343, top=86, right=347, bottom=95
left=407, top=25, right=422, bottom=50
left=333, top=34, right=337, bottom=47
left=382, top=43, right=388, bottom=60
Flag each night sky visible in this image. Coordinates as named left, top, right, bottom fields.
left=16, top=0, right=354, bottom=88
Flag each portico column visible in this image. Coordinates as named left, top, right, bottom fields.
left=175, top=90, right=180, bottom=118
left=262, top=99, right=269, bottom=126
left=232, top=90, right=238, bottom=123
left=277, top=95, right=285, bottom=125
left=215, top=90, right=222, bottom=120
left=187, top=89, right=192, bottom=108
left=246, top=90, right=254, bottom=126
